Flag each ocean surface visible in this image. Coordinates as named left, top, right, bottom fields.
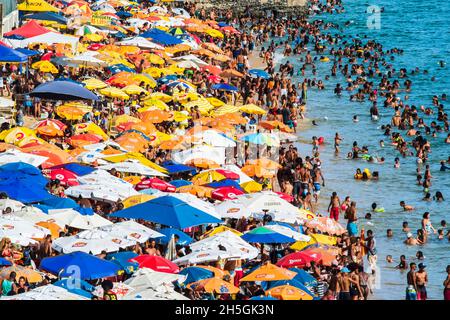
left=272, top=0, right=449, bottom=299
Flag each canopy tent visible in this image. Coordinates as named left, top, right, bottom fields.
left=4, top=20, right=51, bottom=39
left=0, top=45, right=28, bottom=63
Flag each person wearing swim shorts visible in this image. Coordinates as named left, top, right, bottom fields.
left=328, top=192, right=341, bottom=221
left=345, top=202, right=358, bottom=236
left=406, top=263, right=418, bottom=300
left=416, top=263, right=428, bottom=300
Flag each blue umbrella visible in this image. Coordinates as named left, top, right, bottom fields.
left=158, top=74, right=179, bottom=84
left=0, top=162, right=41, bottom=176
left=170, top=179, right=192, bottom=188
left=249, top=69, right=271, bottom=79
left=158, top=228, right=193, bottom=245
left=166, top=81, right=191, bottom=89
left=110, top=195, right=222, bottom=229
left=107, top=64, right=135, bottom=74
left=206, top=179, right=243, bottom=190
left=0, top=45, right=28, bottom=62
left=162, top=161, right=196, bottom=175
left=39, top=196, right=78, bottom=210
left=116, top=11, right=133, bottom=18
left=0, top=257, right=12, bottom=266
left=288, top=268, right=318, bottom=286
left=241, top=226, right=295, bottom=244
left=217, top=22, right=229, bottom=27
left=179, top=267, right=214, bottom=284
left=211, top=83, right=238, bottom=91
left=0, top=180, right=52, bottom=203
left=53, top=278, right=95, bottom=299
left=40, top=252, right=120, bottom=280
left=30, top=81, right=99, bottom=101
left=250, top=295, right=277, bottom=300
left=106, top=252, right=139, bottom=275
left=54, top=77, right=85, bottom=86
left=23, top=12, right=68, bottom=24
left=141, top=29, right=183, bottom=46
left=111, top=31, right=126, bottom=40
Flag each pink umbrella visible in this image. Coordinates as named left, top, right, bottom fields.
left=47, top=168, right=79, bottom=186
left=214, top=169, right=240, bottom=180
left=135, top=178, right=176, bottom=192
left=207, top=75, right=221, bottom=84
left=275, top=192, right=294, bottom=203
left=211, top=186, right=244, bottom=201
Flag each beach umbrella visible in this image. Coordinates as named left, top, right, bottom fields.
left=103, top=153, right=167, bottom=173
left=135, top=177, right=176, bottom=192
left=241, top=226, right=295, bottom=244
left=275, top=191, right=294, bottom=202
left=192, top=129, right=236, bottom=147
left=200, top=226, right=243, bottom=239
left=110, top=195, right=221, bottom=229
left=0, top=284, right=88, bottom=300
left=264, top=224, right=311, bottom=242
left=30, top=81, right=99, bottom=100
left=53, top=278, right=95, bottom=299
left=40, top=252, right=120, bottom=280
left=82, top=78, right=108, bottom=90
left=276, top=251, right=322, bottom=268
left=0, top=150, right=47, bottom=167
left=240, top=263, right=296, bottom=282
left=46, top=168, right=79, bottom=186
left=130, top=255, right=179, bottom=274
left=99, top=86, right=130, bottom=100
left=266, top=285, right=313, bottom=300
left=47, top=208, right=112, bottom=230
left=100, top=220, right=164, bottom=244
left=250, top=296, right=278, bottom=300
left=121, top=194, right=155, bottom=208
left=48, top=163, right=95, bottom=176
left=122, top=84, right=148, bottom=95
left=0, top=127, right=36, bottom=145
left=288, top=268, right=319, bottom=286
left=206, top=179, right=244, bottom=191
left=0, top=257, right=12, bottom=266
left=0, top=215, right=50, bottom=239
left=0, top=44, right=28, bottom=63
left=211, top=83, right=238, bottom=91
left=23, top=12, right=68, bottom=24
left=290, top=234, right=338, bottom=252
left=239, top=103, right=267, bottom=115
left=170, top=179, right=192, bottom=188
left=0, top=265, right=43, bottom=283
left=188, top=277, right=239, bottom=294
left=0, top=199, right=26, bottom=212
left=191, top=170, right=226, bottom=185
left=220, top=68, right=244, bottom=78
left=248, top=69, right=271, bottom=79
left=162, top=161, right=196, bottom=175
left=240, top=132, right=280, bottom=147
left=122, top=284, right=189, bottom=300
left=178, top=267, right=214, bottom=285
left=124, top=268, right=185, bottom=289
left=158, top=228, right=193, bottom=246
left=211, top=186, right=244, bottom=201
left=52, top=229, right=135, bottom=255
left=32, top=60, right=59, bottom=73
left=98, top=162, right=167, bottom=177
left=305, top=216, right=347, bottom=235
left=106, top=252, right=139, bottom=275
left=0, top=182, right=51, bottom=203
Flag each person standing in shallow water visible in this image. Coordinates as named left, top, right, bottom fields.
left=406, top=263, right=418, bottom=300
left=444, top=265, right=450, bottom=300
left=328, top=192, right=341, bottom=221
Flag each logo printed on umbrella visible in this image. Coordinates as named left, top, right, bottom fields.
left=2, top=225, right=14, bottom=230
left=112, top=238, right=122, bottom=244
left=227, top=208, right=240, bottom=213
left=129, top=232, right=141, bottom=239
left=72, top=242, right=87, bottom=247
left=15, top=132, right=25, bottom=140
left=255, top=273, right=273, bottom=279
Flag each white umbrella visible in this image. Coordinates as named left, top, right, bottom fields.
left=65, top=184, right=139, bottom=202
left=172, top=145, right=226, bottom=165
left=47, top=208, right=113, bottom=230
left=68, top=51, right=108, bottom=67
left=52, top=229, right=134, bottom=254
left=0, top=216, right=50, bottom=239
left=170, top=193, right=221, bottom=220
left=8, top=32, right=79, bottom=53
left=82, top=141, right=126, bottom=152
left=75, top=151, right=107, bottom=164
left=220, top=164, right=253, bottom=184
left=122, top=284, right=189, bottom=300
left=124, top=268, right=186, bottom=289
left=9, top=206, right=66, bottom=229
left=0, top=199, right=26, bottom=212
left=0, top=231, right=39, bottom=246
left=172, top=8, right=190, bottom=18
left=215, top=191, right=302, bottom=223
left=172, top=54, right=208, bottom=66
left=98, top=161, right=168, bottom=177
left=0, top=285, right=88, bottom=300
left=193, top=130, right=236, bottom=148
left=100, top=220, right=164, bottom=243
left=0, top=150, right=48, bottom=167
left=264, top=224, right=311, bottom=242
left=117, top=37, right=163, bottom=49
left=176, top=60, right=200, bottom=70
left=172, top=249, right=239, bottom=265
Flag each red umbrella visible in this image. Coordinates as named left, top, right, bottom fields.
left=68, top=134, right=103, bottom=146
left=211, top=186, right=244, bottom=201
left=129, top=255, right=179, bottom=273
left=275, top=192, right=294, bottom=203
left=88, top=43, right=105, bottom=51
left=41, top=52, right=53, bottom=61
left=276, top=250, right=322, bottom=268
left=207, top=75, right=221, bottom=84
left=201, top=65, right=221, bottom=76
left=36, top=119, right=67, bottom=131
left=47, top=168, right=79, bottom=186
left=214, top=169, right=240, bottom=180
left=135, top=178, right=176, bottom=192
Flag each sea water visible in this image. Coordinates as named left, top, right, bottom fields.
left=273, top=0, right=449, bottom=299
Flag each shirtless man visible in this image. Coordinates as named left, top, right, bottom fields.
left=406, top=263, right=418, bottom=300
left=312, top=165, right=325, bottom=203
left=328, top=192, right=341, bottom=221
left=404, top=232, right=419, bottom=245
left=334, top=132, right=342, bottom=154
left=415, top=263, right=428, bottom=300
left=349, top=267, right=364, bottom=300
left=337, top=267, right=351, bottom=300
left=400, top=201, right=415, bottom=211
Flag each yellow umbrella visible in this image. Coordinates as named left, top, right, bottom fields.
left=133, top=74, right=157, bottom=88
left=177, top=184, right=213, bottom=198
left=205, top=28, right=224, bottom=39
left=74, top=122, right=109, bottom=140
left=32, top=60, right=58, bottom=73
left=84, top=33, right=103, bottom=42
left=83, top=78, right=108, bottom=90
left=240, top=263, right=296, bottom=282
left=183, top=99, right=214, bottom=115
left=206, top=97, right=225, bottom=107
left=191, top=170, right=226, bottom=185
left=172, top=111, right=191, bottom=123
left=213, top=105, right=240, bottom=117
left=148, top=92, right=172, bottom=102
left=102, top=152, right=167, bottom=173
left=240, top=180, right=263, bottom=193
left=56, top=103, right=91, bottom=120
left=99, top=86, right=130, bottom=100
left=0, top=127, right=36, bottom=145
left=146, top=53, right=165, bottom=65
left=0, top=266, right=43, bottom=283
left=143, top=67, right=167, bottom=78
left=201, top=226, right=242, bottom=239
left=122, top=194, right=155, bottom=208
left=290, top=234, right=338, bottom=251
left=141, top=98, right=169, bottom=111
left=266, top=285, right=313, bottom=300
left=240, top=104, right=267, bottom=115
left=113, top=114, right=142, bottom=126
left=123, top=85, right=148, bottom=95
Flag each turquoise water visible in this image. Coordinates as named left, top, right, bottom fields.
left=273, top=0, right=449, bottom=299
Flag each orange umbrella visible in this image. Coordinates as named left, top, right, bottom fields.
left=101, top=147, right=123, bottom=155
left=213, top=54, right=231, bottom=62
left=266, top=285, right=313, bottom=300
left=303, top=247, right=337, bottom=266
left=201, top=42, right=224, bottom=54
left=22, top=144, right=73, bottom=168
left=258, top=120, right=293, bottom=133
left=140, top=110, right=173, bottom=123
left=220, top=69, right=244, bottom=78
left=201, top=65, right=221, bottom=75
left=36, top=125, right=64, bottom=137
left=118, top=122, right=157, bottom=136
left=188, top=277, right=239, bottom=294
left=158, top=139, right=188, bottom=151
left=240, top=263, right=296, bottom=282
left=306, top=217, right=347, bottom=236
left=115, top=132, right=149, bottom=153
left=123, top=175, right=143, bottom=185
left=245, top=158, right=282, bottom=170
left=36, top=221, right=63, bottom=239
left=68, top=133, right=103, bottom=147
left=241, top=164, right=276, bottom=178
left=193, top=48, right=215, bottom=58
left=0, top=143, right=20, bottom=152
left=177, top=185, right=213, bottom=198
left=185, top=158, right=220, bottom=169
left=215, top=113, right=247, bottom=125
